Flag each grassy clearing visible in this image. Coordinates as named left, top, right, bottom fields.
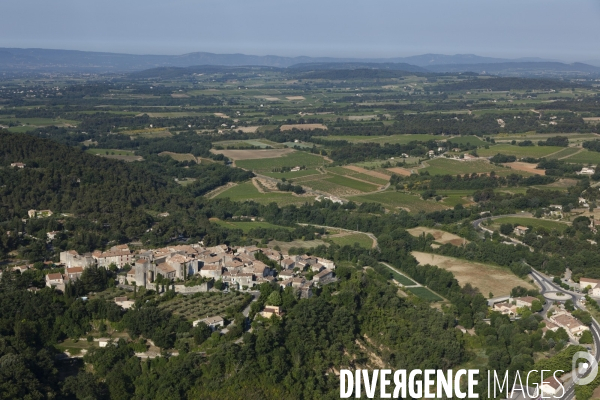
left=490, top=217, right=569, bottom=232
left=235, top=151, right=328, bottom=172
left=210, top=218, right=294, bottom=233
left=328, top=233, right=373, bottom=248
left=86, top=148, right=136, bottom=156
left=158, top=152, right=196, bottom=162
left=379, top=265, right=416, bottom=285
left=477, top=144, right=564, bottom=158
left=350, top=190, right=448, bottom=213
left=406, top=287, right=444, bottom=302
left=407, top=227, right=469, bottom=246
left=412, top=251, right=535, bottom=297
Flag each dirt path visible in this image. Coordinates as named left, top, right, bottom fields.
left=205, top=182, right=237, bottom=199
left=252, top=178, right=266, bottom=193
left=559, top=148, right=584, bottom=160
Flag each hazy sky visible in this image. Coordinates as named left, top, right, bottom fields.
left=1, top=0, right=599, bottom=61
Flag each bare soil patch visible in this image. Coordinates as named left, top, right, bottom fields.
left=411, top=252, right=535, bottom=296
left=343, top=165, right=391, bottom=180
left=503, top=162, right=545, bottom=175
left=210, top=148, right=295, bottom=160
left=386, top=167, right=412, bottom=176
left=235, top=126, right=260, bottom=133
left=214, top=113, right=230, bottom=118
left=407, top=227, right=469, bottom=246
left=346, top=115, right=377, bottom=121
left=286, top=96, right=306, bottom=101
left=280, top=123, right=327, bottom=131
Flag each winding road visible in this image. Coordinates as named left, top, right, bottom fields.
left=473, top=214, right=600, bottom=399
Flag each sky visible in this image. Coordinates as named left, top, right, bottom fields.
left=1, top=0, right=599, bottom=62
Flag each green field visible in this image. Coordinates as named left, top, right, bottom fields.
left=324, top=175, right=378, bottom=192
left=491, top=217, right=569, bottom=232
left=546, top=147, right=581, bottom=160
left=86, top=148, right=136, bottom=156
left=214, top=181, right=307, bottom=205
left=235, top=152, right=328, bottom=171
left=447, top=136, right=486, bottom=146
left=328, top=233, right=374, bottom=248
left=350, top=190, right=448, bottom=213
left=477, top=144, right=564, bottom=158
left=326, top=166, right=389, bottom=185
left=379, top=265, right=416, bottom=285
left=262, top=169, right=321, bottom=179
left=210, top=219, right=294, bottom=233
left=406, top=287, right=444, bottom=302
left=315, top=134, right=439, bottom=144
left=421, top=158, right=521, bottom=176
left=561, top=149, right=600, bottom=164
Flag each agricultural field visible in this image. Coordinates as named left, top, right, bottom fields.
left=407, top=227, right=469, bottom=246
left=559, top=149, right=600, bottom=164
left=544, top=147, right=582, bottom=160
left=86, top=148, right=136, bottom=156
left=211, top=148, right=295, bottom=161
left=213, top=181, right=308, bottom=206
left=229, top=150, right=328, bottom=171
left=477, top=144, right=565, bottom=158
left=328, top=233, right=374, bottom=248
left=158, top=292, right=253, bottom=321
left=489, top=217, right=569, bottom=233
left=411, top=251, right=535, bottom=297
left=421, top=158, right=523, bottom=176
left=327, top=166, right=389, bottom=185
left=315, top=134, right=439, bottom=144
left=406, top=287, right=444, bottom=302
left=447, top=136, right=486, bottom=146
left=262, top=169, right=322, bottom=180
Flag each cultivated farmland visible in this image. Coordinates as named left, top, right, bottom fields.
left=411, top=251, right=535, bottom=296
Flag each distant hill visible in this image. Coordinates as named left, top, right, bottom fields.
left=0, top=47, right=598, bottom=78
left=426, top=62, right=600, bottom=77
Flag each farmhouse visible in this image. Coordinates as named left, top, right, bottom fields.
left=93, top=245, right=134, bottom=268
left=514, top=296, right=538, bottom=308
left=260, top=305, right=283, bottom=319
left=540, top=376, right=562, bottom=397
left=579, top=277, right=600, bottom=296
left=10, top=162, right=25, bottom=168
left=493, top=302, right=517, bottom=316
left=550, top=311, right=589, bottom=337
left=193, top=316, right=224, bottom=330
left=65, top=267, right=84, bottom=282
left=45, top=273, right=64, bottom=290
left=280, top=258, right=295, bottom=270
left=313, top=269, right=334, bottom=283
left=578, top=167, right=595, bottom=175
left=514, top=226, right=529, bottom=236
left=28, top=209, right=53, bottom=218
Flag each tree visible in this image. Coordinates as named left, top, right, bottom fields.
left=579, top=330, right=594, bottom=344
left=500, top=224, right=514, bottom=235
left=531, top=300, right=543, bottom=313
left=266, top=291, right=282, bottom=306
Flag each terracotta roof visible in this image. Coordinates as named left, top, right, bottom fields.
left=542, top=376, right=561, bottom=389
left=66, top=267, right=84, bottom=274
left=156, top=263, right=176, bottom=274
left=47, top=273, right=63, bottom=280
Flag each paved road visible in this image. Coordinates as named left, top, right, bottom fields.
left=529, top=269, right=600, bottom=400
left=471, top=212, right=534, bottom=250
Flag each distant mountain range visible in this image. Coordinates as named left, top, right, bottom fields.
left=0, top=47, right=598, bottom=77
